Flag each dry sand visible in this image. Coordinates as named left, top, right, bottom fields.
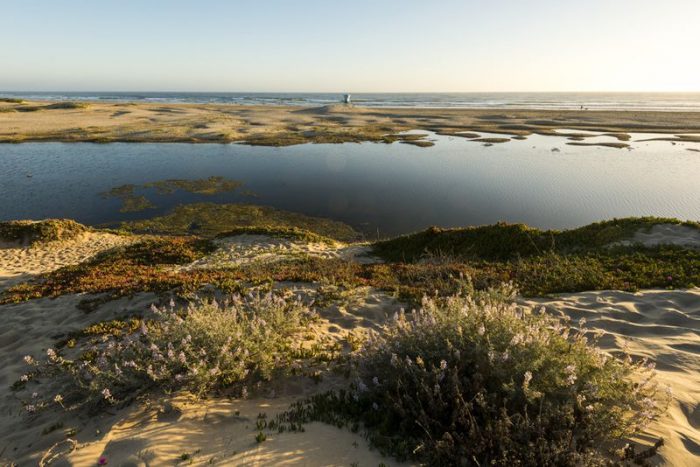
left=0, top=232, right=137, bottom=291
left=180, top=234, right=379, bottom=271
left=523, top=289, right=700, bottom=466
left=616, top=224, right=700, bottom=249
left=2, top=100, right=700, bottom=145
left=0, top=230, right=699, bottom=465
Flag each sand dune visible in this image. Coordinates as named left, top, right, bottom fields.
left=0, top=234, right=698, bottom=465
left=0, top=232, right=137, bottom=290
left=0, top=285, right=403, bottom=466
left=180, top=234, right=378, bottom=271
left=619, top=224, right=700, bottom=249
left=524, top=289, right=700, bottom=466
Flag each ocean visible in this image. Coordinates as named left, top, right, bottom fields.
left=2, top=91, right=700, bottom=111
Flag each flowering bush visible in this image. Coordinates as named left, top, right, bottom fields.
left=19, top=291, right=316, bottom=411
left=280, top=280, right=669, bottom=465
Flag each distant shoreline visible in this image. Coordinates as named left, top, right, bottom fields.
left=3, top=91, right=700, bottom=112
left=1, top=100, right=700, bottom=146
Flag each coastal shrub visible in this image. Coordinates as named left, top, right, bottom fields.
left=0, top=219, right=87, bottom=245
left=3, top=243, right=699, bottom=306
left=278, top=281, right=669, bottom=465
left=373, top=217, right=700, bottom=262
left=0, top=237, right=215, bottom=303
left=18, top=290, right=317, bottom=412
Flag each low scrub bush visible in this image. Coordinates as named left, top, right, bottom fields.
left=18, top=290, right=317, bottom=411
left=279, top=281, right=669, bottom=465
left=373, top=217, right=700, bottom=262
left=0, top=219, right=87, bottom=244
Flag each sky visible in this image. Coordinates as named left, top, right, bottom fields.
left=1, top=0, right=699, bottom=93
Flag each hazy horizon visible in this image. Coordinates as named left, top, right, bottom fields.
left=2, top=0, right=699, bottom=93
left=3, top=90, right=700, bottom=95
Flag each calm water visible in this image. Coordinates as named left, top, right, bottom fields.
left=3, top=91, right=700, bottom=111
left=1, top=133, right=699, bottom=237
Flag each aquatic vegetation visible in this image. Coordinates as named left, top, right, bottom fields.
left=638, top=135, right=700, bottom=143
left=120, top=195, right=156, bottom=213
left=17, top=291, right=317, bottom=410
left=567, top=141, right=630, bottom=149
left=120, top=202, right=360, bottom=241
left=603, top=132, right=632, bottom=141
left=101, top=184, right=155, bottom=213
left=101, top=177, right=245, bottom=212
left=471, top=137, right=511, bottom=143
left=143, top=176, right=243, bottom=195
left=435, top=131, right=481, bottom=139
left=0, top=97, right=25, bottom=103
left=400, top=140, right=435, bottom=147
left=277, top=282, right=669, bottom=465
left=239, top=125, right=435, bottom=147
left=0, top=219, right=87, bottom=244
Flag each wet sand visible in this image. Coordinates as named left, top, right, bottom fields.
left=1, top=100, right=700, bottom=145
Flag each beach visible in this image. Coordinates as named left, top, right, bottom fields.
left=1, top=101, right=700, bottom=466
left=2, top=100, right=700, bottom=146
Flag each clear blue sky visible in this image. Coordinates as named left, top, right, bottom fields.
left=2, top=0, right=698, bottom=92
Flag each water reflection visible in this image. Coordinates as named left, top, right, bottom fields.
left=1, top=132, right=699, bottom=237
